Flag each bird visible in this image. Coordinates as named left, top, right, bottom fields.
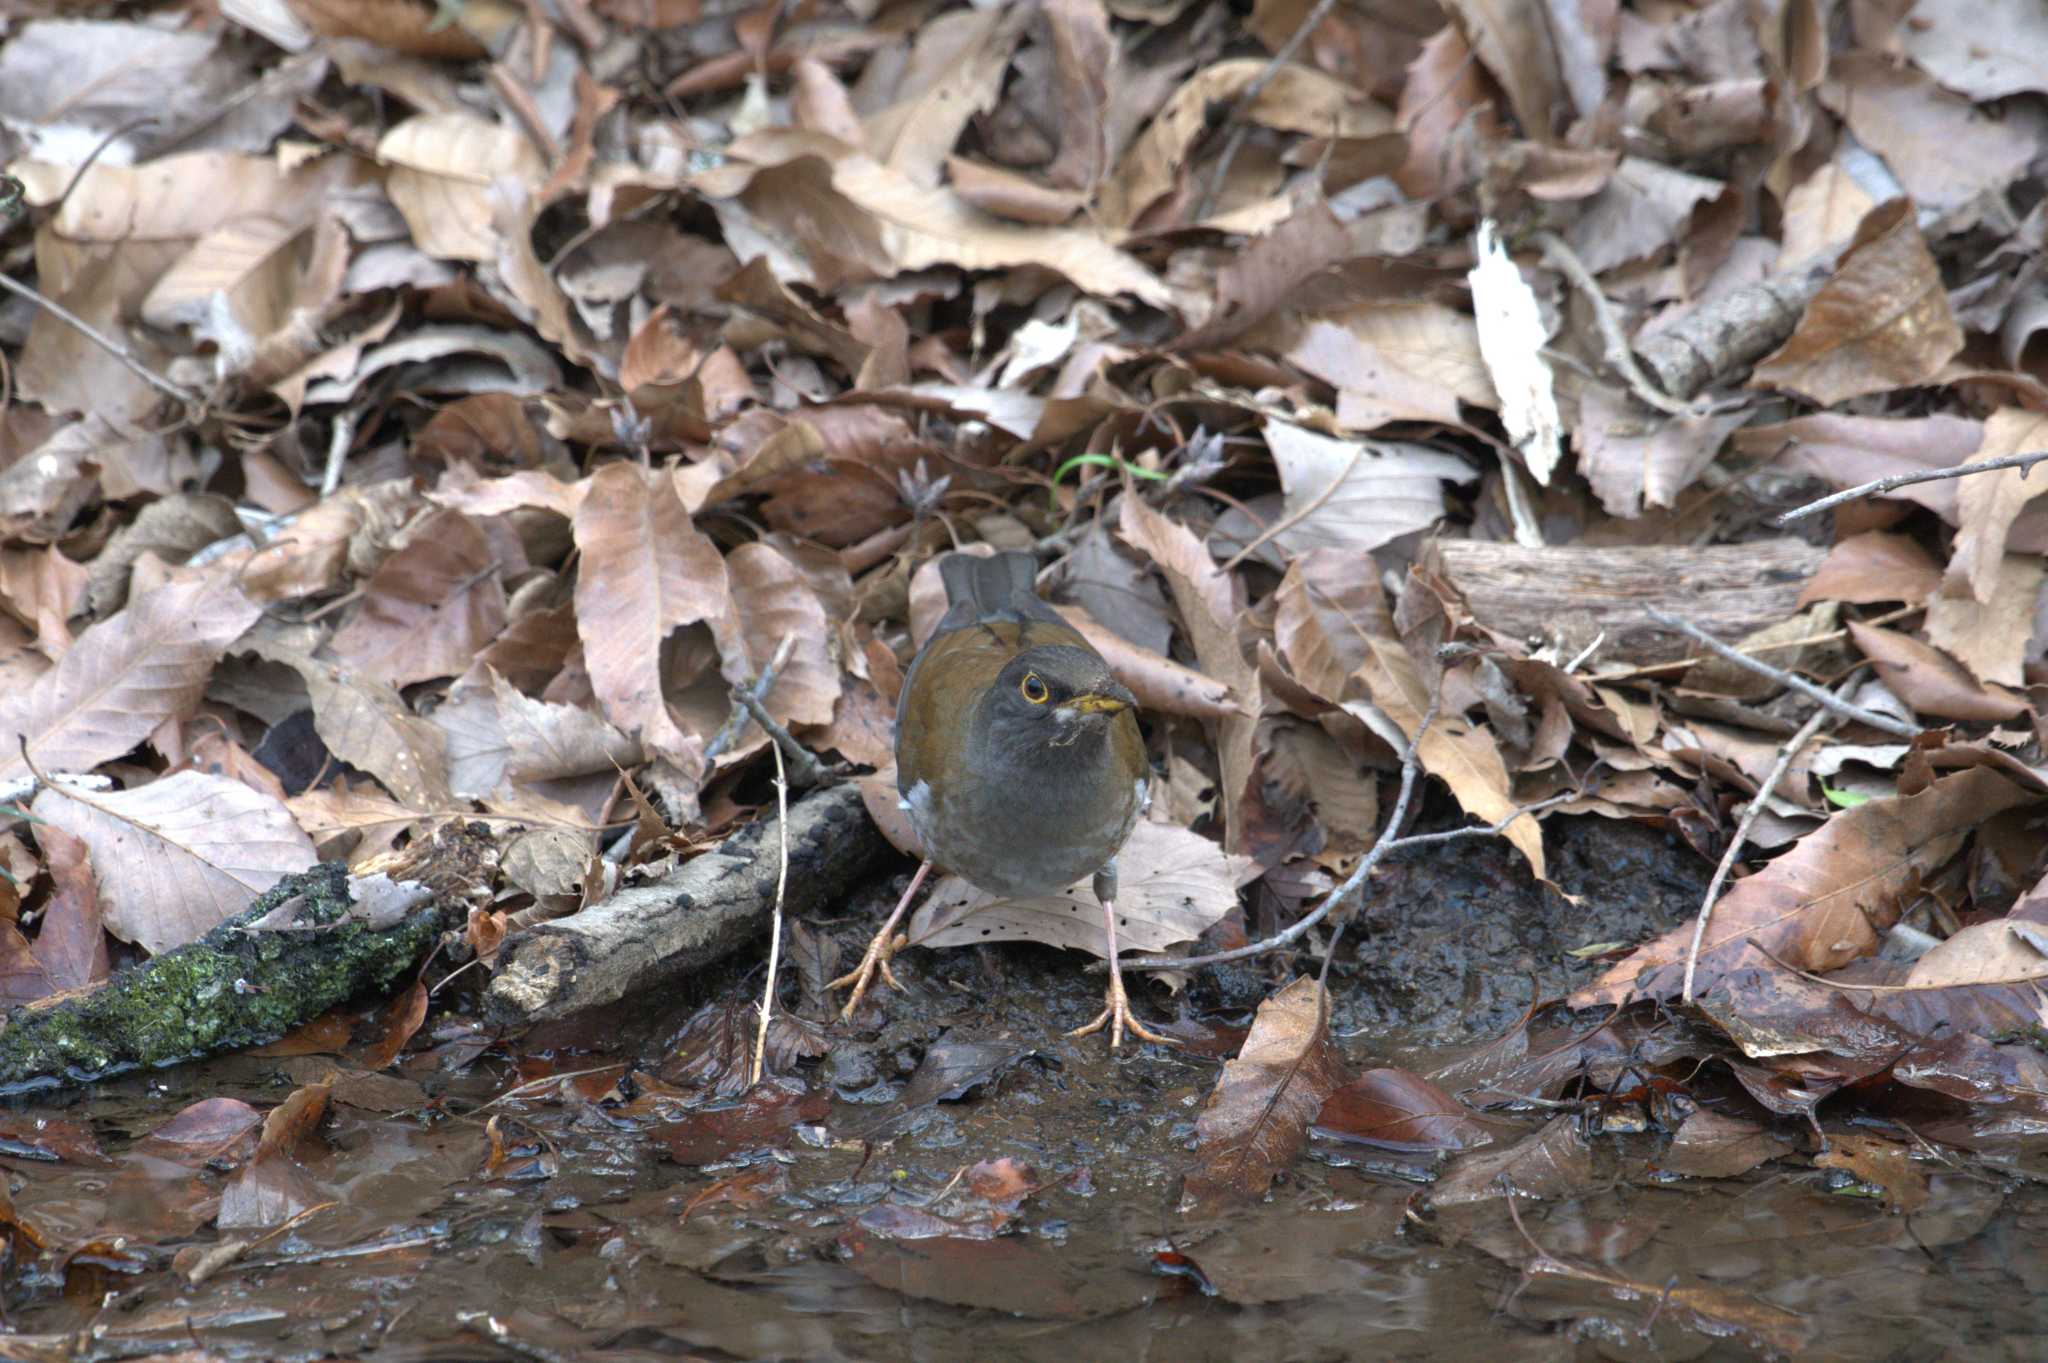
left=829, top=549, right=1168, bottom=1049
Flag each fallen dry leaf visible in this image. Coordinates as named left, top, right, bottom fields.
left=1183, top=977, right=1346, bottom=1210
left=31, top=771, right=318, bottom=955
left=1752, top=199, right=1963, bottom=405
left=1575, top=767, right=2038, bottom=1006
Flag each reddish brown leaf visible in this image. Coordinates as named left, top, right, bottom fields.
left=1184, top=977, right=1346, bottom=1210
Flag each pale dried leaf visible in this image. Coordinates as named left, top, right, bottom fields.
left=0, top=571, right=261, bottom=787
left=907, top=821, right=1245, bottom=954
left=31, top=772, right=316, bottom=955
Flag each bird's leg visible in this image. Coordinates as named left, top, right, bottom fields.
left=830, top=860, right=931, bottom=1020
left=1069, top=894, right=1173, bottom=1050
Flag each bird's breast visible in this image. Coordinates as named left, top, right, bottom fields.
left=912, top=743, right=1145, bottom=898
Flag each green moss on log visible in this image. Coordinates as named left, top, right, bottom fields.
left=0, top=863, right=443, bottom=1092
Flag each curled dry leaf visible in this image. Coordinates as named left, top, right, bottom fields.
left=1276, top=549, right=1545, bottom=878
left=1217, top=420, right=1473, bottom=567
left=30, top=824, right=109, bottom=993
left=377, top=112, right=545, bottom=262
left=1278, top=303, right=1496, bottom=433
left=1118, top=497, right=1264, bottom=856
left=1903, top=919, right=2048, bottom=988
left=1796, top=532, right=1942, bottom=608
left=906, top=820, right=1246, bottom=956
left=1054, top=605, right=1242, bottom=720
left=720, top=542, right=840, bottom=729
left=258, top=648, right=455, bottom=810
left=1945, top=408, right=2048, bottom=605
left=30, top=771, right=318, bottom=956
left=1183, top=977, right=1346, bottom=1211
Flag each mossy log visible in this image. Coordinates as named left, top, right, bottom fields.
left=0, top=863, right=443, bottom=1093
left=484, top=783, right=891, bottom=1026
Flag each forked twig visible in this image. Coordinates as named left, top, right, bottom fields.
left=0, top=272, right=203, bottom=410
left=1126, top=692, right=1445, bottom=974
left=1775, top=450, right=2048, bottom=524
left=1535, top=230, right=1702, bottom=418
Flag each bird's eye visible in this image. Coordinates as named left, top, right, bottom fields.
left=1020, top=672, right=1049, bottom=704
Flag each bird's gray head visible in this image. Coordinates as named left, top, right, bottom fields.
left=984, top=644, right=1135, bottom=753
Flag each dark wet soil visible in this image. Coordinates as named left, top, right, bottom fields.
left=3, top=817, right=2046, bottom=1361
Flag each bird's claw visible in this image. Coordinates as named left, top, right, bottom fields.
left=1069, top=970, right=1174, bottom=1050
left=829, top=932, right=905, bottom=1020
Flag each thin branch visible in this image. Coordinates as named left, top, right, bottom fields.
left=1593, top=602, right=1922, bottom=682
left=1126, top=692, right=1444, bottom=974
left=1221, top=444, right=1360, bottom=570
left=1196, top=0, right=1340, bottom=220
left=707, top=632, right=834, bottom=787
left=1775, top=450, right=2048, bottom=524
left=0, top=271, right=203, bottom=409
left=733, top=672, right=829, bottom=789
left=1680, top=682, right=1844, bottom=1004
left=1645, top=607, right=1919, bottom=738
left=706, top=634, right=795, bottom=761
left=749, top=738, right=790, bottom=1087
left=1535, top=230, right=1702, bottom=418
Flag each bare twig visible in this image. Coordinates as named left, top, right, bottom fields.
left=732, top=672, right=830, bottom=789
left=320, top=410, right=357, bottom=498
left=1221, top=444, right=1360, bottom=570
left=0, top=271, right=203, bottom=409
left=1196, top=0, right=1340, bottom=220
left=1774, top=449, right=2048, bottom=524
left=706, top=634, right=796, bottom=761
left=1679, top=681, right=1846, bottom=1004
left=1535, top=230, right=1704, bottom=419
left=711, top=631, right=835, bottom=787
left=1645, top=607, right=1919, bottom=738
left=1126, top=693, right=1445, bottom=974
left=749, top=738, right=791, bottom=1087
left=1593, top=602, right=1922, bottom=682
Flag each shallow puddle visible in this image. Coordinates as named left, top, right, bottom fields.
left=3, top=945, right=2047, bottom=1363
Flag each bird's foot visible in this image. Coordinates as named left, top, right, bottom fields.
left=1069, top=969, right=1174, bottom=1050
left=829, top=931, right=906, bottom=1020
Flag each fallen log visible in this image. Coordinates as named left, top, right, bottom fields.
left=484, top=783, right=891, bottom=1027
left=0, top=862, right=442, bottom=1093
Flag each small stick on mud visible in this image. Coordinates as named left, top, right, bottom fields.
left=1679, top=682, right=1846, bottom=1004
left=749, top=739, right=791, bottom=1087
left=1645, top=607, right=1918, bottom=738
left=1773, top=449, right=2048, bottom=525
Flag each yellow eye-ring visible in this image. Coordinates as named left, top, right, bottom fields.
left=1020, top=672, right=1049, bottom=704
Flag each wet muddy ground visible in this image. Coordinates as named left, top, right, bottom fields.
left=4, top=817, right=2046, bottom=1361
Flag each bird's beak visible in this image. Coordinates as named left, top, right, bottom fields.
left=1061, top=691, right=1130, bottom=716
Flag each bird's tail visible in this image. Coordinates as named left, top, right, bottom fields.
left=938, top=550, right=1040, bottom=618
